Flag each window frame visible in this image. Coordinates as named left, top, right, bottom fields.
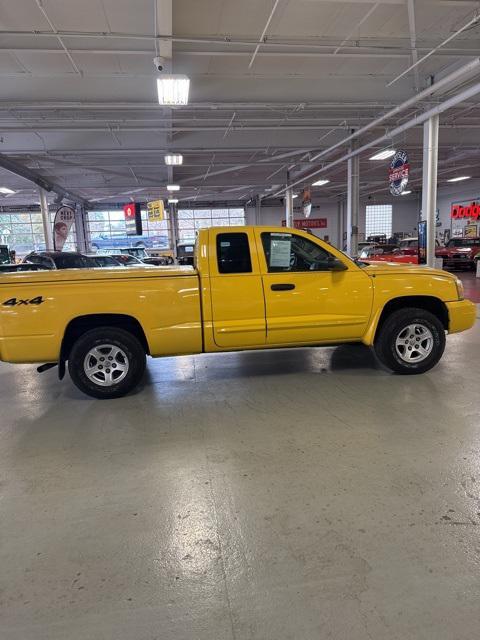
left=216, top=232, right=253, bottom=275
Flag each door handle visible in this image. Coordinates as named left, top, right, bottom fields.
left=271, top=283, right=295, bottom=291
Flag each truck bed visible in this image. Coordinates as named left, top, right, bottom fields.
left=0, top=266, right=203, bottom=363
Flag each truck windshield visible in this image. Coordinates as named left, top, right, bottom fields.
left=447, top=238, right=479, bottom=247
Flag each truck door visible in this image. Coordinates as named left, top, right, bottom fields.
left=209, top=229, right=266, bottom=348
left=256, top=230, right=373, bottom=345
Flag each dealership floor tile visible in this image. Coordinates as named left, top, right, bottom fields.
left=1, top=313, right=480, bottom=640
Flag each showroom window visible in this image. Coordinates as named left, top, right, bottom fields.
left=177, top=207, right=245, bottom=242
left=216, top=233, right=252, bottom=273
left=87, top=209, right=171, bottom=250
left=365, top=204, right=392, bottom=238
left=0, top=211, right=76, bottom=255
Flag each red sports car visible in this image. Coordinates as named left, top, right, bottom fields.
left=436, top=237, right=480, bottom=270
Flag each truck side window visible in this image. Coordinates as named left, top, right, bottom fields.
left=261, top=232, right=332, bottom=272
left=216, top=233, right=252, bottom=274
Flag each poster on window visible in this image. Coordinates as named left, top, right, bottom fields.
left=270, top=234, right=292, bottom=268
left=53, top=205, right=75, bottom=251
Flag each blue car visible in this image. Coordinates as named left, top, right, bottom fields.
left=91, top=235, right=169, bottom=250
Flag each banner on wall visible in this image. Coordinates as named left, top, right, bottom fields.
left=281, top=218, right=327, bottom=229
left=123, top=203, right=142, bottom=236
left=53, top=205, right=75, bottom=251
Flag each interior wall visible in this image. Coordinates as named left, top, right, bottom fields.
left=247, top=196, right=420, bottom=249
left=436, top=179, right=480, bottom=239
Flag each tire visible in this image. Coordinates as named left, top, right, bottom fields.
left=68, top=327, right=146, bottom=399
left=374, top=307, right=446, bottom=375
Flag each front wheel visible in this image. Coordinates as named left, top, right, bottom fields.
left=374, top=308, right=446, bottom=374
left=68, top=327, right=146, bottom=399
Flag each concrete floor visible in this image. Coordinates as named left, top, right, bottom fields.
left=1, top=311, right=480, bottom=640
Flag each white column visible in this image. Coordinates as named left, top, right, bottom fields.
left=285, top=189, right=294, bottom=228
left=39, top=188, right=54, bottom=250
left=346, top=140, right=359, bottom=255
left=422, top=115, right=439, bottom=267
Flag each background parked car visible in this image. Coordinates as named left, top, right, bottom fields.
left=359, top=243, right=399, bottom=259
left=90, top=234, right=169, bottom=251
left=109, top=254, right=149, bottom=267
left=84, top=254, right=122, bottom=267
left=0, top=245, right=10, bottom=264
left=23, top=251, right=96, bottom=269
left=0, top=263, right=52, bottom=273
left=436, top=237, right=480, bottom=270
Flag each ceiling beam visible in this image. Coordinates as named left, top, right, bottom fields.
left=0, top=153, right=90, bottom=206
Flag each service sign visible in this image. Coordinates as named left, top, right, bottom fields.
left=389, top=150, right=409, bottom=196
left=53, top=205, right=75, bottom=251
left=123, top=203, right=142, bottom=236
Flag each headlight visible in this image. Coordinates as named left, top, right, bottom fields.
left=455, top=278, right=464, bottom=300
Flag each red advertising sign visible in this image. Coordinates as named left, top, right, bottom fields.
left=451, top=201, right=480, bottom=220
left=282, top=218, right=327, bottom=229
left=123, top=203, right=142, bottom=236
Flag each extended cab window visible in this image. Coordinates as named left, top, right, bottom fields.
left=216, top=233, right=252, bottom=274
left=261, top=232, right=333, bottom=272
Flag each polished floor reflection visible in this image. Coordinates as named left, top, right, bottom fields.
left=1, top=312, right=479, bottom=640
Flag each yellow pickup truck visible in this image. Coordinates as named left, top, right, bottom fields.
left=0, top=226, right=476, bottom=398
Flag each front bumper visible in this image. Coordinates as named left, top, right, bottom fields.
left=446, top=299, right=477, bottom=334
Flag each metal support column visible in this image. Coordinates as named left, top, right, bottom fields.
left=74, top=205, right=89, bottom=253
left=337, top=199, right=344, bottom=250
left=255, top=195, right=261, bottom=225
left=168, top=205, right=179, bottom=260
left=422, top=114, right=439, bottom=267
left=39, top=188, right=53, bottom=251
left=346, top=139, right=359, bottom=255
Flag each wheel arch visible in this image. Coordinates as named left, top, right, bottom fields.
left=61, top=314, right=150, bottom=364
left=363, top=295, right=449, bottom=346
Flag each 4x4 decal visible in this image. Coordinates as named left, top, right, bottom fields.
left=2, top=296, right=45, bottom=306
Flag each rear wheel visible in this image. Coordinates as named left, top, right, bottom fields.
left=374, top=308, right=446, bottom=374
left=68, top=327, right=146, bottom=399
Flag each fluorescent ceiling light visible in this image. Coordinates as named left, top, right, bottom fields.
left=312, top=179, right=330, bottom=187
left=447, top=175, right=471, bottom=183
left=369, top=149, right=396, bottom=160
left=157, top=75, right=190, bottom=106
left=167, top=184, right=180, bottom=191
left=401, top=190, right=412, bottom=195
left=0, top=187, right=15, bottom=195
left=292, top=194, right=298, bottom=199
left=164, top=154, right=183, bottom=166
left=168, top=198, right=179, bottom=204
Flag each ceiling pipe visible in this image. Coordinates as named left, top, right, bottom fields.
left=387, top=10, right=480, bottom=86
left=271, top=78, right=480, bottom=198
left=308, top=57, right=480, bottom=163
left=248, top=0, right=281, bottom=69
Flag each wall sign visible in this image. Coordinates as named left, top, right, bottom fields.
left=389, top=150, right=410, bottom=196
left=123, top=203, right=142, bottom=236
left=53, top=205, right=75, bottom=251
left=450, top=201, right=480, bottom=220
left=281, top=218, right=327, bottom=229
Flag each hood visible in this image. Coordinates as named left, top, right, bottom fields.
left=437, top=246, right=474, bottom=254
left=363, top=261, right=454, bottom=280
